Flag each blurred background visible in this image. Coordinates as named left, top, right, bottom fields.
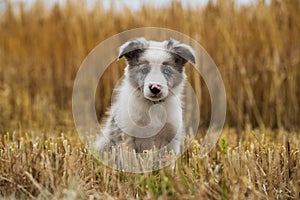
left=0, top=0, right=299, bottom=133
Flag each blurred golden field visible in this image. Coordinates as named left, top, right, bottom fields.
left=0, top=0, right=300, bottom=199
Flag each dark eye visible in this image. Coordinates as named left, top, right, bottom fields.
left=163, top=68, right=171, bottom=75
left=140, top=67, right=149, bottom=74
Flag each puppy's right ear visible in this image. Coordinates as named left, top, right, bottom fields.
left=118, top=38, right=148, bottom=63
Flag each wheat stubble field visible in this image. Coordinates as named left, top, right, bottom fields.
left=0, top=0, right=300, bottom=199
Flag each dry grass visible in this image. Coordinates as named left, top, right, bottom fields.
left=0, top=129, right=299, bottom=199
left=0, top=0, right=300, bottom=199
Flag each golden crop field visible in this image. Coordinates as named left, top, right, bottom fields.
left=0, top=0, right=299, bottom=199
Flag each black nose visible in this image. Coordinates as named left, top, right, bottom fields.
left=149, top=84, right=161, bottom=95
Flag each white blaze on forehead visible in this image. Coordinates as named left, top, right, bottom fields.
left=140, top=40, right=172, bottom=64
left=144, top=65, right=167, bottom=86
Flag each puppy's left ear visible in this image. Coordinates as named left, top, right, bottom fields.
left=167, top=39, right=196, bottom=65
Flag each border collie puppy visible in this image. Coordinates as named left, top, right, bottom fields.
left=95, top=38, right=195, bottom=156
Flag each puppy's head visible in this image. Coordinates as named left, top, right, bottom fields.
left=118, top=38, right=195, bottom=102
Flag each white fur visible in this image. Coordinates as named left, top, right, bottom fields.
left=112, top=77, right=183, bottom=153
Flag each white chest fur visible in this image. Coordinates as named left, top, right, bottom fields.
left=110, top=79, right=183, bottom=152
